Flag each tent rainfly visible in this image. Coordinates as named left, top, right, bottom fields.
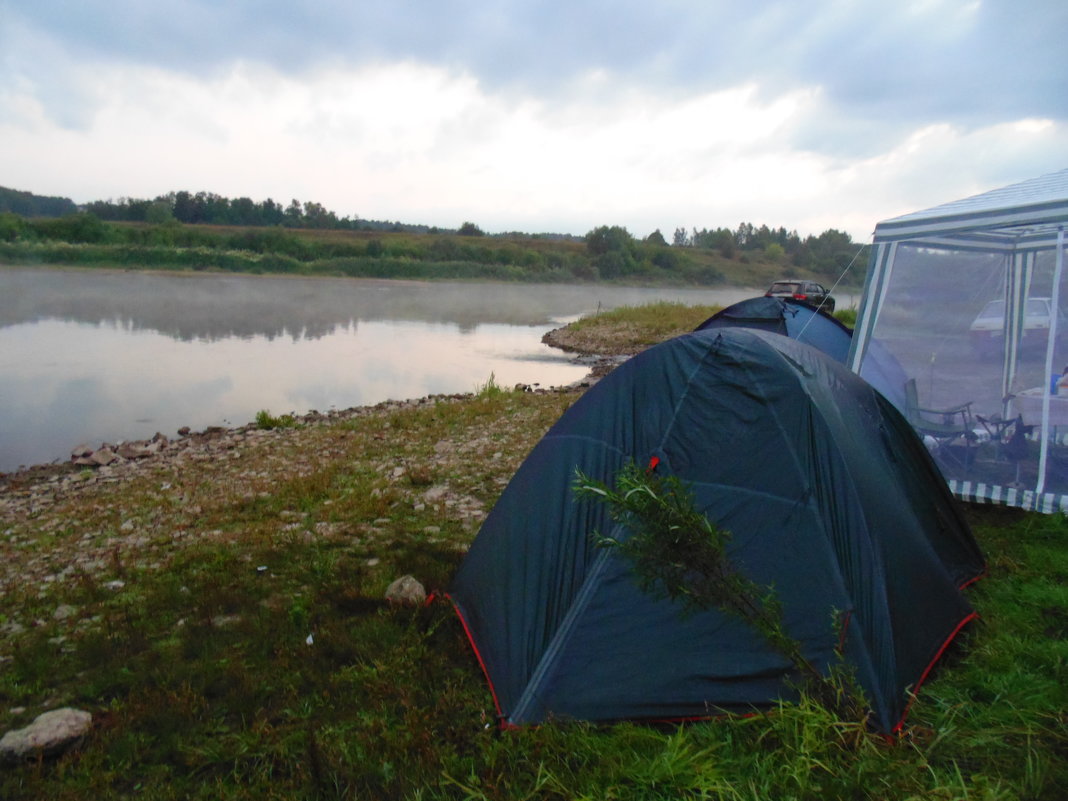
left=450, top=327, right=985, bottom=734
left=697, top=296, right=910, bottom=409
left=694, top=296, right=853, bottom=363
left=849, top=168, right=1068, bottom=512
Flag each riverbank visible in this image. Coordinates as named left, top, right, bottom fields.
left=1, top=213, right=870, bottom=290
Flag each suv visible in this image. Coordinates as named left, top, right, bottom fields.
left=765, top=280, right=835, bottom=313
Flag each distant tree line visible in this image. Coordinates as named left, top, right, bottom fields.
left=0, top=185, right=867, bottom=286
left=672, top=223, right=864, bottom=282
left=83, top=190, right=456, bottom=235
left=0, top=211, right=727, bottom=284
left=0, top=186, right=77, bottom=218
left=585, top=223, right=866, bottom=285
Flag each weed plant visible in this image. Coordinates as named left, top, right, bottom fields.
left=254, top=409, right=298, bottom=430
left=574, top=463, right=867, bottom=724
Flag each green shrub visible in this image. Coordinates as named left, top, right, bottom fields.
left=254, top=409, right=297, bottom=429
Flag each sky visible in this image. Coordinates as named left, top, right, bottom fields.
left=1, top=1, right=1065, bottom=241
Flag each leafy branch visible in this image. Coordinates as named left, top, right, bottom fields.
left=573, top=462, right=864, bottom=722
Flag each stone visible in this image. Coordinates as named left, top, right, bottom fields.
left=90, top=448, right=118, bottom=466
left=117, top=442, right=152, bottom=460
left=0, top=707, right=92, bottom=763
left=384, top=574, right=426, bottom=605
left=53, top=604, right=78, bottom=621
left=423, top=486, right=448, bottom=503
left=70, top=444, right=94, bottom=459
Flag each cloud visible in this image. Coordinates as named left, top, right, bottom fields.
left=6, top=1, right=1066, bottom=133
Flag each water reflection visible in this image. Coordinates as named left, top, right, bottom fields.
left=0, top=267, right=759, bottom=343
left=0, top=267, right=761, bottom=472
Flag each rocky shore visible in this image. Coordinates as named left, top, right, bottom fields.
left=0, top=316, right=651, bottom=605
left=0, top=387, right=590, bottom=599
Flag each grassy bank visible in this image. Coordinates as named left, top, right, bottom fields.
left=543, top=300, right=859, bottom=356
left=1, top=307, right=1065, bottom=799
left=0, top=213, right=868, bottom=290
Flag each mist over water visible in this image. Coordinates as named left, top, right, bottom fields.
left=0, top=267, right=761, bottom=472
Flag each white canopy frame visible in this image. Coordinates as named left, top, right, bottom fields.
left=849, top=169, right=1068, bottom=512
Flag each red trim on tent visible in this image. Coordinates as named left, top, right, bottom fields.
left=958, top=568, right=987, bottom=591
left=836, top=610, right=853, bottom=654
left=892, top=611, right=980, bottom=734
left=443, top=592, right=506, bottom=722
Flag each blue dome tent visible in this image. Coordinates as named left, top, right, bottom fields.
left=695, top=295, right=909, bottom=409
left=695, top=296, right=852, bottom=363
left=450, top=327, right=984, bottom=734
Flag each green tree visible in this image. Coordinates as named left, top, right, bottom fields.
left=764, top=243, right=785, bottom=262
left=0, top=212, right=29, bottom=241
left=230, top=197, right=258, bottom=225
left=261, top=198, right=285, bottom=226
left=458, top=221, right=485, bottom=236
left=172, top=191, right=195, bottom=223
left=585, top=225, right=634, bottom=256
left=283, top=199, right=303, bottom=227
left=145, top=201, right=174, bottom=225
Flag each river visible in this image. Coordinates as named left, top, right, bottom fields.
left=0, top=266, right=766, bottom=473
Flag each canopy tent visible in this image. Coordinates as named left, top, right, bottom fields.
left=450, top=327, right=984, bottom=734
left=848, top=168, right=1068, bottom=512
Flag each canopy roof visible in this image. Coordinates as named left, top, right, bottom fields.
left=873, top=168, right=1068, bottom=251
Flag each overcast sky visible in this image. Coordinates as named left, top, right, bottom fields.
left=2, top=0, right=1065, bottom=240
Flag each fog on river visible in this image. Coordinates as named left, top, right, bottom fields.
left=0, top=267, right=763, bottom=472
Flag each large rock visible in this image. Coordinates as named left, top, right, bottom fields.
left=384, top=575, right=426, bottom=605
left=90, top=447, right=118, bottom=466
left=0, top=707, right=92, bottom=762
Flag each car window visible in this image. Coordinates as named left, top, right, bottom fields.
left=1026, top=299, right=1050, bottom=316
left=977, top=300, right=1005, bottom=320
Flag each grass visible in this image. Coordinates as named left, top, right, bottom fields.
left=254, top=409, right=298, bottom=430
left=1, top=304, right=1066, bottom=799
left=554, top=300, right=860, bottom=358
left=550, top=301, right=724, bottom=356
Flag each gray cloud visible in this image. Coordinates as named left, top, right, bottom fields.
left=6, top=1, right=1065, bottom=133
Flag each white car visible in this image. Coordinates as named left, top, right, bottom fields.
left=969, top=297, right=1065, bottom=356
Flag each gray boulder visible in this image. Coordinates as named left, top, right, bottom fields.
left=0, top=707, right=92, bottom=762
left=384, top=575, right=426, bottom=605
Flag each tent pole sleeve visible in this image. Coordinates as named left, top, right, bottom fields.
left=1036, top=227, right=1066, bottom=496
left=510, top=547, right=614, bottom=724
left=848, top=241, right=895, bottom=373
left=1002, top=252, right=1033, bottom=416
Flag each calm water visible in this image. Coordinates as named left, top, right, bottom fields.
left=0, top=267, right=762, bottom=472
